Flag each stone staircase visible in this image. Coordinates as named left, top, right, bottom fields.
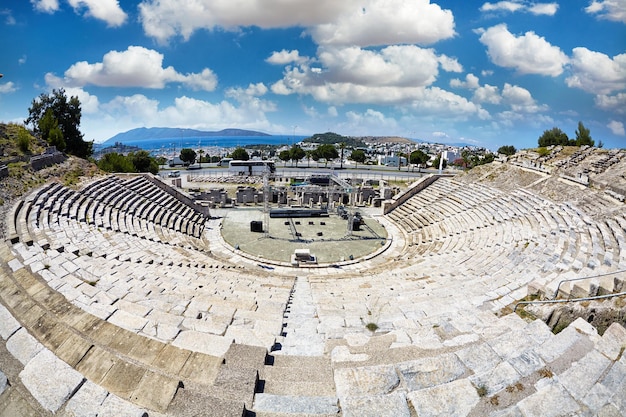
left=253, top=355, right=338, bottom=416
left=1, top=169, right=626, bottom=415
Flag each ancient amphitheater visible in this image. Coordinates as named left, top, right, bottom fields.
left=1, top=146, right=625, bottom=416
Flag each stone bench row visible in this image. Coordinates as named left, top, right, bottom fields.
left=32, top=176, right=207, bottom=240
left=13, top=225, right=294, bottom=353
left=321, top=314, right=626, bottom=417
left=387, top=178, right=626, bottom=303
left=0, top=242, right=286, bottom=415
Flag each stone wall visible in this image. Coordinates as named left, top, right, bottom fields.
left=140, top=173, right=211, bottom=217
left=30, top=151, right=66, bottom=171
left=382, top=174, right=454, bottom=215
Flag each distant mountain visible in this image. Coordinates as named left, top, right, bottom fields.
left=102, top=127, right=271, bottom=145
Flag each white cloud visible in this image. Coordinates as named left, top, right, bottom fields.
left=438, top=55, right=463, bottom=73
left=480, top=1, right=524, bottom=13
left=139, top=0, right=351, bottom=43
left=225, top=83, right=276, bottom=113
left=595, top=93, right=626, bottom=113
left=138, top=0, right=455, bottom=47
left=31, top=0, right=59, bottom=13
left=407, top=87, right=491, bottom=120
left=449, top=74, right=545, bottom=110
left=309, top=0, right=455, bottom=47
left=473, top=84, right=501, bottom=104
left=1, top=9, right=16, bottom=25
left=480, top=1, right=558, bottom=16
left=80, top=92, right=280, bottom=142
left=0, top=82, right=17, bottom=94
left=328, top=106, right=338, bottom=117
left=608, top=120, right=625, bottom=135
left=18, top=55, right=27, bottom=65
left=182, top=69, right=220, bottom=91
left=502, top=83, right=547, bottom=112
left=245, top=83, right=269, bottom=97
left=271, top=44, right=462, bottom=105
left=31, top=0, right=127, bottom=26
left=67, top=0, right=127, bottom=27
left=266, top=50, right=308, bottom=65
left=585, top=0, right=626, bottom=23
left=270, top=44, right=489, bottom=121
left=63, top=87, right=100, bottom=114
left=317, top=45, right=447, bottom=87
left=566, top=47, right=626, bottom=95
left=478, top=24, right=568, bottom=76
left=450, top=74, right=480, bottom=89
left=528, top=3, right=559, bottom=15
left=345, top=109, right=399, bottom=131
left=47, top=46, right=218, bottom=91
left=495, top=111, right=554, bottom=129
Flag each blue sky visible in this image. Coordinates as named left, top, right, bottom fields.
left=1, top=0, right=625, bottom=150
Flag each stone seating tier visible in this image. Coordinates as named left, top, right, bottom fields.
left=2, top=171, right=626, bottom=415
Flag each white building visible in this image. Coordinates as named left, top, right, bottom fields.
left=442, top=150, right=461, bottom=162
left=377, top=155, right=407, bottom=167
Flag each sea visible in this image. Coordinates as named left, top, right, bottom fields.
left=95, top=135, right=309, bottom=156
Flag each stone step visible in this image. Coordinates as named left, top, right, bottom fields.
left=252, top=393, right=339, bottom=416
left=165, top=387, right=246, bottom=417
left=0, top=249, right=225, bottom=414
left=260, top=368, right=336, bottom=397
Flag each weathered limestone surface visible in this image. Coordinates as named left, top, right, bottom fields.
left=19, top=349, right=85, bottom=413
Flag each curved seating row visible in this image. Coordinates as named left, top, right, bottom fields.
left=1, top=169, right=625, bottom=415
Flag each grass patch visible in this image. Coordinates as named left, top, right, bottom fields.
left=538, top=368, right=554, bottom=379
left=63, top=167, right=84, bottom=187
left=516, top=306, right=537, bottom=321
left=552, top=321, right=568, bottom=335
left=365, top=322, right=379, bottom=332
left=506, top=382, right=524, bottom=393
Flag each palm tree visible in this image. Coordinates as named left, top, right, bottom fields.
left=197, top=149, right=205, bottom=168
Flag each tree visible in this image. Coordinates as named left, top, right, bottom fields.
left=497, top=145, right=517, bottom=156
left=432, top=155, right=447, bottom=170
left=305, top=150, right=314, bottom=168
left=538, top=127, right=569, bottom=147
left=315, top=144, right=339, bottom=167
left=179, top=148, right=197, bottom=165
left=130, top=150, right=158, bottom=174
left=25, top=88, right=92, bottom=158
left=481, top=153, right=495, bottom=164
left=289, top=145, right=306, bottom=167
left=409, top=150, right=429, bottom=171
left=16, top=127, right=32, bottom=154
left=38, top=109, right=66, bottom=151
left=48, top=126, right=65, bottom=152
left=98, top=152, right=135, bottom=173
left=574, top=121, right=594, bottom=146
left=349, top=149, right=366, bottom=169
left=278, top=149, right=291, bottom=166
left=197, top=149, right=205, bottom=168
left=230, top=147, right=249, bottom=161
left=98, top=151, right=159, bottom=174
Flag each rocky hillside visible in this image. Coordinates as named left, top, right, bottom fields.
left=0, top=123, right=100, bottom=239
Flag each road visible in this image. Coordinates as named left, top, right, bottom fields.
left=161, top=163, right=448, bottom=182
